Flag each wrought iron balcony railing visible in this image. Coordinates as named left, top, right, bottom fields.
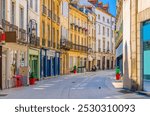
left=48, top=9, right=51, bottom=19
left=42, top=4, right=47, bottom=15
left=52, top=13, right=56, bottom=21
left=30, top=36, right=40, bottom=47
left=18, top=28, right=26, bottom=44
left=9, top=24, right=18, bottom=37
left=2, top=19, right=10, bottom=31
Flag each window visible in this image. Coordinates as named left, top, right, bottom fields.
left=19, top=7, right=24, bottom=28
left=98, top=40, right=101, bottom=52
left=62, top=1, right=68, bottom=17
left=103, top=17, right=105, bottom=22
left=57, top=30, right=59, bottom=47
left=103, top=38, right=105, bottom=52
left=107, top=19, right=109, bottom=24
left=52, top=27, right=55, bottom=46
left=103, top=26, right=105, bottom=36
left=2, top=0, right=6, bottom=19
left=98, top=14, right=100, bottom=20
left=98, top=24, right=101, bottom=34
left=30, top=0, right=33, bottom=8
left=107, top=28, right=109, bottom=37
left=111, top=30, right=113, bottom=37
left=107, top=41, right=109, bottom=51
left=74, top=35, right=76, bottom=44
left=78, top=36, right=80, bottom=45
left=11, top=2, right=15, bottom=24
left=42, top=21, right=45, bottom=38
left=48, top=25, right=50, bottom=41
left=70, top=34, right=73, bottom=43
left=35, top=0, right=38, bottom=12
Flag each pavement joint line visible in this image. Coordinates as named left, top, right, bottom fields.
left=33, top=88, right=45, bottom=90
left=38, top=86, right=51, bottom=88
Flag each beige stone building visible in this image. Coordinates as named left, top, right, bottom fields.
left=123, top=0, right=150, bottom=91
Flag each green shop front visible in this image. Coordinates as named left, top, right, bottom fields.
left=29, top=47, right=40, bottom=80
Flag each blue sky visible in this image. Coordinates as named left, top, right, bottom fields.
left=79, top=0, right=116, bottom=16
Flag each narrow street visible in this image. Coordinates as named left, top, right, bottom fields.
left=0, top=70, right=149, bottom=99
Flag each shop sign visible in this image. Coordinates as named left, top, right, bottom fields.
left=47, top=50, right=55, bottom=57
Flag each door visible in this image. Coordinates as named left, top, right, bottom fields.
left=143, top=20, right=150, bottom=91
left=2, top=53, right=7, bottom=89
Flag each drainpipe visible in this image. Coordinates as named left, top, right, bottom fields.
left=26, top=0, right=29, bottom=85
left=0, top=0, right=3, bottom=89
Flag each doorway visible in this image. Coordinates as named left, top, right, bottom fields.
left=143, top=20, right=150, bottom=91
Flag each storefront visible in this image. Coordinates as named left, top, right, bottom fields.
left=29, top=47, right=40, bottom=80
left=40, top=49, right=60, bottom=77
left=143, top=20, right=150, bottom=91
left=1, top=43, right=27, bottom=89
left=116, top=42, right=123, bottom=75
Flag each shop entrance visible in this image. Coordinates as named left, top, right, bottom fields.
left=143, top=20, right=150, bottom=91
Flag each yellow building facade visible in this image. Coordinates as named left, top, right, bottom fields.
left=40, top=0, right=61, bottom=78
left=60, top=0, right=70, bottom=75
left=68, top=4, right=88, bottom=73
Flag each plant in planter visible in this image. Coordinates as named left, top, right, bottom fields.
left=116, top=67, right=121, bottom=80
left=73, top=65, right=77, bottom=74
left=29, top=72, right=36, bottom=85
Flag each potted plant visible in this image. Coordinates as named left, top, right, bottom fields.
left=116, top=67, right=121, bottom=80
left=29, top=72, right=36, bottom=85
left=73, top=65, right=77, bottom=74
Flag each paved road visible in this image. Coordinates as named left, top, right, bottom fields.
left=0, top=70, right=149, bottom=99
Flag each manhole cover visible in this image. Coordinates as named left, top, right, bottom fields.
left=0, top=94, right=8, bottom=97
left=72, top=82, right=76, bottom=83
left=118, top=90, right=133, bottom=94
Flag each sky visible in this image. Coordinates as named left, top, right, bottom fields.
left=79, top=0, right=116, bottom=16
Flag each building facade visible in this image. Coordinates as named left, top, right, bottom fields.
left=91, top=1, right=116, bottom=70
left=1, top=0, right=28, bottom=89
left=123, top=0, right=150, bottom=91
left=28, top=0, right=41, bottom=80
left=60, top=0, right=70, bottom=75
left=86, top=6, right=96, bottom=71
left=40, top=0, right=61, bottom=78
left=116, top=0, right=123, bottom=75
left=68, top=2, right=88, bottom=73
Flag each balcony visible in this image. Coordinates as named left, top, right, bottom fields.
left=42, top=38, right=46, bottom=46
left=60, top=39, right=72, bottom=50
left=52, top=13, right=56, bottom=22
left=70, top=23, right=75, bottom=30
left=115, top=23, right=123, bottom=48
left=2, top=19, right=10, bottom=31
left=30, top=36, right=40, bottom=47
left=42, top=4, right=47, bottom=15
left=48, top=9, right=52, bottom=19
left=57, top=16, right=60, bottom=24
left=18, top=28, right=26, bottom=44
left=72, top=43, right=88, bottom=53
left=9, top=24, right=18, bottom=37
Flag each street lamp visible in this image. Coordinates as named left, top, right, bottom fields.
left=29, top=19, right=37, bottom=45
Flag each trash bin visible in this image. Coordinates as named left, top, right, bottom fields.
left=14, top=75, right=23, bottom=87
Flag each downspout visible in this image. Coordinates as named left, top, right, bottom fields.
left=26, top=0, right=29, bottom=85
